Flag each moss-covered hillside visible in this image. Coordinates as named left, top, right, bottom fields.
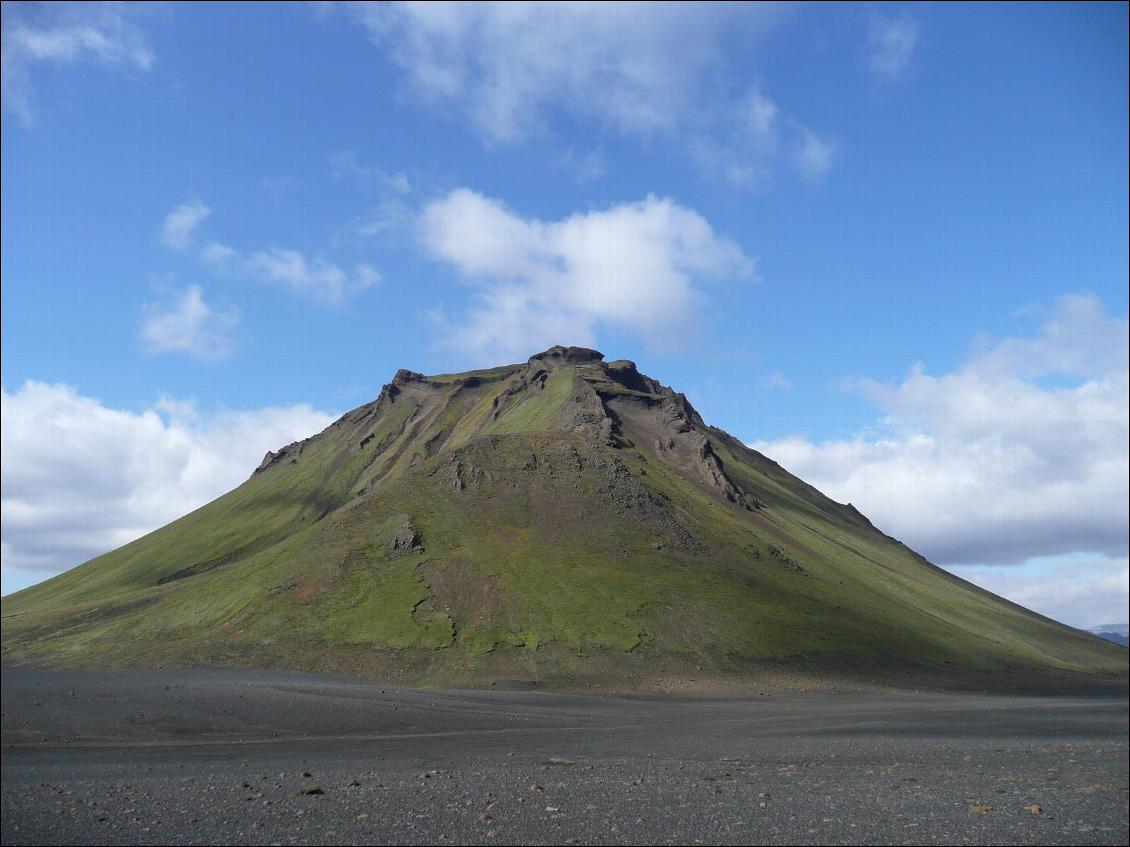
left=3, top=346, right=1124, bottom=691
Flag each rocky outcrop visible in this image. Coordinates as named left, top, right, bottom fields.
left=488, top=366, right=549, bottom=421
left=252, top=345, right=757, bottom=514
left=446, top=457, right=491, bottom=493
left=429, top=440, right=504, bottom=494
left=604, top=387, right=757, bottom=511
left=376, top=368, right=451, bottom=406
left=375, top=381, right=401, bottom=406
left=602, top=359, right=658, bottom=394
left=393, top=368, right=426, bottom=384
left=390, top=518, right=424, bottom=554
left=528, top=345, right=605, bottom=367
left=561, top=377, right=616, bottom=445
left=253, top=441, right=305, bottom=476
left=767, top=544, right=808, bottom=575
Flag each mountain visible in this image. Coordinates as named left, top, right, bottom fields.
left=2, top=347, right=1125, bottom=691
left=1095, top=633, right=1129, bottom=648
left=1090, top=625, right=1130, bottom=648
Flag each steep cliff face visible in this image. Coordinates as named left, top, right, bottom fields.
left=3, top=347, right=1125, bottom=692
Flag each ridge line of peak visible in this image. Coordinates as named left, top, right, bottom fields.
left=528, top=345, right=605, bottom=365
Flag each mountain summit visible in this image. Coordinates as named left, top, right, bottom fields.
left=3, top=347, right=1124, bottom=690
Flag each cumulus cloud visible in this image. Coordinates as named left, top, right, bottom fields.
left=339, top=3, right=831, bottom=185
left=752, top=295, right=1129, bottom=567
left=421, top=189, right=755, bottom=360
left=160, top=199, right=211, bottom=251
left=140, top=285, right=238, bottom=361
left=2, top=2, right=154, bottom=123
left=1, top=382, right=336, bottom=591
left=868, top=10, right=920, bottom=83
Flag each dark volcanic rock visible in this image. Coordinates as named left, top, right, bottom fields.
left=390, top=519, right=424, bottom=553
left=252, top=440, right=304, bottom=476
left=529, top=345, right=605, bottom=367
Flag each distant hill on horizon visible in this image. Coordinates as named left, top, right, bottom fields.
left=3, top=346, right=1125, bottom=692
left=1089, top=624, right=1130, bottom=648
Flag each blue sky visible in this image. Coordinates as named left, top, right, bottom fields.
left=2, top=2, right=1127, bottom=627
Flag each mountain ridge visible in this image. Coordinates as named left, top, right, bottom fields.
left=3, top=346, right=1125, bottom=693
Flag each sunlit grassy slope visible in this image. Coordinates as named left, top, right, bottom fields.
left=3, top=346, right=1124, bottom=691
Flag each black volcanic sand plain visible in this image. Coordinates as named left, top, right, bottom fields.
left=2, top=668, right=1127, bottom=846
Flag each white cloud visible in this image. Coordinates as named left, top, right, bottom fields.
left=2, top=2, right=154, bottom=123
left=352, top=199, right=414, bottom=238
left=948, top=555, right=1128, bottom=631
left=139, top=285, right=238, bottom=361
left=751, top=295, right=1128, bottom=627
left=421, top=189, right=755, bottom=360
left=752, top=295, right=1129, bottom=567
left=763, top=372, right=792, bottom=391
left=868, top=10, right=920, bottom=83
left=329, top=150, right=412, bottom=194
left=201, top=241, right=237, bottom=267
left=245, top=249, right=380, bottom=305
left=688, top=84, right=824, bottom=189
left=161, top=199, right=211, bottom=251
left=348, top=2, right=756, bottom=143
left=328, top=151, right=417, bottom=239
left=339, top=3, right=831, bottom=185
left=741, top=86, right=780, bottom=152
left=158, top=198, right=381, bottom=304
left=793, top=129, right=837, bottom=183
left=1, top=382, right=335, bottom=591
left=688, top=136, right=763, bottom=190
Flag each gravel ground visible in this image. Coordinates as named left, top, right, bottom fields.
left=2, top=668, right=1127, bottom=845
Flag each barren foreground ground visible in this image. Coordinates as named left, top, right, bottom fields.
left=2, top=668, right=1127, bottom=846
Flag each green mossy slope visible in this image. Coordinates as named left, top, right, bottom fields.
left=3, top=346, right=1124, bottom=691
